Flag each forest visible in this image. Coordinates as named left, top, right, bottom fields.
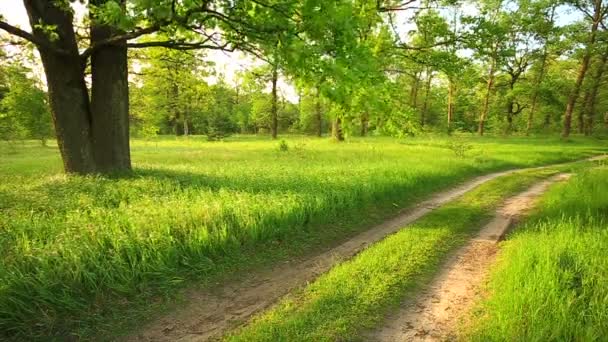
left=0, top=0, right=607, bottom=341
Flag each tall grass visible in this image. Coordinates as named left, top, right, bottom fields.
left=463, top=166, right=608, bottom=341
left=0, top=135, right=604, bottom=339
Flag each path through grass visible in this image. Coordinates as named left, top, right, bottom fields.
left=225, top=164, right=581, bottom=341
left=462, top=163, right=608, bottom=341
left=0, top=135, right=604, bottom=339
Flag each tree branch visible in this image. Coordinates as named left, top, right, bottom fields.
left=0, top=20, right=69, bottom=55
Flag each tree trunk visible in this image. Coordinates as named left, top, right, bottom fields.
left=562, top=3, right=601, bottom=138
left=360, top=113, right=369, bottom=136
left=583, top=48, right=608, bottom=135
left=526, top=6, right=555, bottom=136
left=447, top=79, right=455, bottom=133
left=183, top=113, right=189, bottom=136
left=315, top=87, right=322, bottom=137
left=421, top=70, right=433, bottom=127
left=410, top=71, right=421, bottom=108
left=479, top=55, right=496, bottom=136
left=271, top=66, right=278, bottom=139
left=332, top=117, right=344, bottom=141
left=90, top=0, right=131, bottom=172
left=24, top=0, right=97, bottom=174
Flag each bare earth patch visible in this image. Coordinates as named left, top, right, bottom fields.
left=369, top=173, right=571, bottom=342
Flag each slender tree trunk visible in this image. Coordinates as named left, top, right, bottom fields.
left=421, top=70, right=433, bottom=127
left=410, top=71, right=421, bottom=108
left=527, top=49, right=548, bottom=135
left=479, top=55, right=496, bottom=136
left=577, top=93, right=588, bottom=134
left=315, top=87, right=322, bottom=137
left=183, top=113, right=189, bottom=136
left=332, top=117, right=344, bottom=141
left=583, top=48, right=608, bottom=135
left=526, top=6, right=555, bottom=136
left=90, top=0, right=131, bottom=172
left=271, top=66, right=278, bottom=139
left=360, top=113, right=369, bottom=136
left=24, top=0, right=97, bottom=174
left=506, top=102, right=514, bottom=135
left=447, top=79, right=455, bottom=133
left=562, top=4, right=601, bottom=138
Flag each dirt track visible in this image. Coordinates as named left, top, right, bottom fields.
left=369, top=173, right=571, bottom=341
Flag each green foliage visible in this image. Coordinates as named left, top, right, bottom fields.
left=0, top=64, right=52, bottom=145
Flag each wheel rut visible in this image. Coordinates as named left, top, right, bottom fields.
left=368, top=173, right=572, bottom=342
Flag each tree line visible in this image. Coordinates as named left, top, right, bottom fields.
left=0, top=0, right=607, bottom=174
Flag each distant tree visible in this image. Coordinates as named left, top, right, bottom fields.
left=561, top=0, right=608, bottom=138
left=0, top=64, right=52, bottom=145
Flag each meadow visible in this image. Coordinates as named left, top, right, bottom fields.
left=0, top=135, right=606, bottom=339
left=462, top=165, right=608, bottom=340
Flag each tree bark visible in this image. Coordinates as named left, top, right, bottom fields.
left=360, top=113, right=369, bottom=136
left=562, top=2, right=602, bottom=138
left=332, top=117, right=344, bottom=141
left=24, top=0, right=97, bottom=174
left=90, top=0, right=131, bottom=172
left=421, top=70, right=433, bottom=127
left=410, top=71, right=421, bottom=108
left=315, top=87, right=322, bottom=137
left=447, top=79, right=455, bottom=133
left=583, top=48, right=608, bottom=135
left=271, top=66, right=278, bottom=139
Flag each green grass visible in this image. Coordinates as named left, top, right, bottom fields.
left=462, top=164, right=608, bottom=341
left=225, top=166, right=571, bottom=341
left=0, top=135, right=605, bottom=340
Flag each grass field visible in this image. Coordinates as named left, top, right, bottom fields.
left=226, top=167, right=565, bottom=341
left=462, top=164, right=608, bottom=341
left=0, top=135, right=606, bottom=339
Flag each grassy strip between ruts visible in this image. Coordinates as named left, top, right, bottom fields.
left=225, top=163, right=590, bottom=341
left=460, top=164, right=608, bottom=341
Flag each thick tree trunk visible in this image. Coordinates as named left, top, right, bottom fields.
left=479, top=56, right=496, bottom=136
left=24, top=0, right=97, bottom=174
left=90, top=1, right=131, bottom=172
left=562, top=4, right=601, bottom=138
left=271, top=67, right=278, bottom=139
left=332, top=117, right=344, bottom=141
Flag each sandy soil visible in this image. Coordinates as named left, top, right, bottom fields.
left=368, top=173, right=571, bottom=342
